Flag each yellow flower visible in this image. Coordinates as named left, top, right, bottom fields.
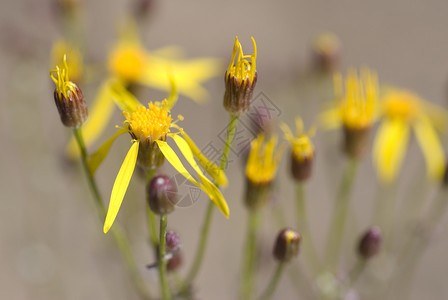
left=281, top=118, right=315, bottom=181
left=102, top=100, right=229, bottom=233
left=281, top=118, right=315, bottom=162
left=66, top=20, right=221, bottom=158
left=373, top=89, right=446, bottom=183
left=320, top=68, right=378, bottom=130
left=246, top=134, right=283, bottom=186
left=223, top=36, right=257, bottom=114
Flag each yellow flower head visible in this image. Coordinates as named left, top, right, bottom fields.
left=226, top=36, right=257, bottom=84
left=281, top=118, right=315, bottom=162
left=224, top=36, right=258, bottom=114
left=373, top=89, right=446, bottom=183
left=335, top=68, right=378, bottom=130
left=246, top=134, right=283, bottom=185
left=101, top=98, right=229, bottom=233
left=124, top=101, right=172, bottom=143
left=108, top=44, right=147, bottom=83
left=50, top=55, right=79, bottom=99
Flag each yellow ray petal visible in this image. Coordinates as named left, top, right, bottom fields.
left=172, top=135, right=229, bottom=218
left=67, top=78, right=116, bottom=158
left=155, top=140, right=229, bottom=218
left=178, top=130, right=228, bottom=187
left=139, top=55, right=222, bottom=102
left=87, top=127, right=128, bottom=174
left=373, top=118, right=410, bottom=183
left=104, top=141, right=139, bottom=233
left=414, top=115, right=446, bottom=181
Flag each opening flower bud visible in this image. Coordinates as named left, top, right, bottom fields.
left=147, top=175, right=178, bottom=215
left=223, top=37, right=257, bottom=115
left=50, top=55, right=88, bottom=128
left=358, top=226, right=382, bottom=259
left=312, top=32, right=341, bottom=72
left=273, top=228, right=301, bottom=262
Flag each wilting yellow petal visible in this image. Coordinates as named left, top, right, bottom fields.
left=414, top=115, right=446, bottom=181
left=178, top=130, right=228, bottom=187
left=110, top=79, right=141, bottom=113
left=155, top=140, right=201, bottom=186
left=87, top=127, right=128, bottom=174
left=373, top=118, right=410, bottom=183
left=104, top=141, right=139, bottom=233
left=67, top=79, right=116, bottom=158
left=172, top=135, right=229, bottom=218
left=156, top=140, right=229, bottom=218
left=139, top=55, right=222, bottom=102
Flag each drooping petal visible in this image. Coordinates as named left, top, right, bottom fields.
left=104, top=141, right=139, bottom=233
left=178, top=130, right=228, bottom=187
left=155, top=140, right=229, bottom=218
left=67, top=78, right=116, bottom=158
left=172, top=135, right=229, bottom=218
left=414, top=115, right=446, bottom=181
left=373, top=118, right=410, bottom=183
left=87, top=127, right=128, bottom=174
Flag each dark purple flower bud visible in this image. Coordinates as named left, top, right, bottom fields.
left=358, top=227, right=382, bottom=259
left=147, top=175, right=178, bottom=215
left=273, top=228, right=301, bottom=262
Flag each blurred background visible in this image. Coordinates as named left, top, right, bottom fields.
left=1, top=0, right=448, bottom=299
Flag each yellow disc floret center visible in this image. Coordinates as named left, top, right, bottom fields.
left=109, top=44, right=147, bottom=83
left=383, top=90, right=420, bottom=121
left=124, top=101, right=172, bottom=143
left=292, top=136, right=314, bottom=162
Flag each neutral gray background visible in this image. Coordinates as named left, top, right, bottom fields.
left=1, top=0, right=448, bottom=299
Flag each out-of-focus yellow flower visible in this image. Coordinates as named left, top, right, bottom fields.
left=246, top=134, right=283, bottom=186
left=320, top=68, right=379, bottom=158
left=281, top=118, right=315, bottom=181
left=66, top=20, right=221, bottom=158
left=321, top=68, right=378, bottom=130
left=373, top=89, right=446, bottom=183
left=101, top=99, right=229, bottom=233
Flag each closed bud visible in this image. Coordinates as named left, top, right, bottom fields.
left=223, top=37, right=257, bottom=115
left=273, top=228, right=301, bottom=262
left=166, top=230, right=181, bottom=253
left=358, top=227, right=382, bottom=259
left=167, top=251, right=182, bottom=272
left=147, top=175, right=178, bottom=215
left=312, top=33, right=341, bottom=72
left=50, top=55, right=88, bottom=128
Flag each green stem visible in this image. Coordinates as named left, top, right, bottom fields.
left=184, top=114, right=239, bottom=285
left=241, top=210, right=260, bottom=300
left=324, top=158, right=358, bottom=271
left=72, top=128, right=151, bottom=299
left=146, top=168, right=159, bottom=250
left=296, top=183, right=322, bottom=277
left=347, top=259, right=366, bottom=286
left=158, top=214, right=170, bottom=300
left=258, top=263, right=285, bottom=300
